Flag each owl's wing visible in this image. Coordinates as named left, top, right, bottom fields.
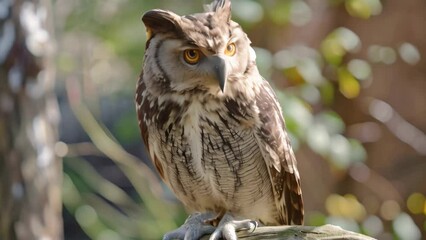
left=136, top=78, right=167, bottom=182
left=254, top=79, right=304, bottom=225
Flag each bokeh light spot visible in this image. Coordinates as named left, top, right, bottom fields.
left=399, top=42, right=421, bottom=65
left=393, top=213, right=421, bottom=240
left=316, top=111, right=345, bottom=135
left=328, top=135, right=352, bottom=169
left=321, top=28, right=361, bottom=66
left=362, top=215, right=383, bottom=237
left=380, top=200, right=400, bottom=221
left=347, top=59, right=371, bottom=81
left=345, top=0, right=372, bottom=19
left=306, top=123, right=330, bottom=155
left=232, top=0, right=263, bottom=24
left=290, top=1, right=312, bottom=26
left=336, top=27, right=361, bottom=52
left=349, top=139, right=367, bottom=162
left=368, top=45, right=397, bottom=64
left=349, top=162, right=370, bottom=183
left=325, top=194, right=366, bottom=220
left=338, top=68, right=360, bottom=99
left=326, top=216, right=360, bottom=232
left=307, top=211, right=326, bottom=226
left=407, top=192, right=425, bottom=215
left=345, top=0, right=382, bottom=19
left=300, top=84, right=321, bottom=104
left=368, top=99, right=393, bottom=123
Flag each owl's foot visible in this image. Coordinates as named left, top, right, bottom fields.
left=163, top=212, right=216, bottom=240
left=208, top=212, right=258, bottom=240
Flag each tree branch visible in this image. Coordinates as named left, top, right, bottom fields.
left=202, top=224, right=375, bottom=240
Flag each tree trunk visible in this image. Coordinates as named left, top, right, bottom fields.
left=0, top=0, right=62, bottom=239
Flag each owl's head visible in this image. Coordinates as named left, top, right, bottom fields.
left=142, top=0, right=256, bottom=95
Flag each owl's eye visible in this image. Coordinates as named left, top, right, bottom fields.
left=225, top=43, right=236, bottom=56
left=183, top=49, right=201, bottom=65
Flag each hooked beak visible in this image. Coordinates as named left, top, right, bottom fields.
left=208, top=56, right=227, bottom=92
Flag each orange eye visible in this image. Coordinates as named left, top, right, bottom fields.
left=225, top=43, right=236, bottom=56
left=183, top=49, right=201, bottom=65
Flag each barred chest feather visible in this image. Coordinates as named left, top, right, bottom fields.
left=137, top=82, right=279, bottom=224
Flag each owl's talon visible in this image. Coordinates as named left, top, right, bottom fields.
left=247, top=220, right=258, bottom=233
left=163, top=212, right=216, bottom=240
left=208, top=213, right=258, bottom=240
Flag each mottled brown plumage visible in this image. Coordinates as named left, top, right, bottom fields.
left=136, top=0, right=303, bottom=238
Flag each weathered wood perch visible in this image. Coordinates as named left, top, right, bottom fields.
left=201, top=224, right=375, bottom=240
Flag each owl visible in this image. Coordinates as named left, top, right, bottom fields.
left=136, top=0, right=303, bottom=239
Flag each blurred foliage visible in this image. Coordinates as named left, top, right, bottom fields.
left=55, top=0, right=425, bottom=239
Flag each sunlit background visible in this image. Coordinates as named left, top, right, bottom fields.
left=54, top=0, right=426, bottom=239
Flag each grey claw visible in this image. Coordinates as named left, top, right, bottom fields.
left=163, top=212, right=216, bottom=240
left=222, top=223, right=238, bottom=240
left=163, top=228, right=185, bottom=240
left=209, top=214, right=258, bottom=240
left=184, top=225, right=215, bottom=240
left=248, top=220, right=258, bottom=233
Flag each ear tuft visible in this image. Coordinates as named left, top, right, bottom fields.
left=142, top=10, right=182, bottom=37
left=205, top=0, right=231, bottom=22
